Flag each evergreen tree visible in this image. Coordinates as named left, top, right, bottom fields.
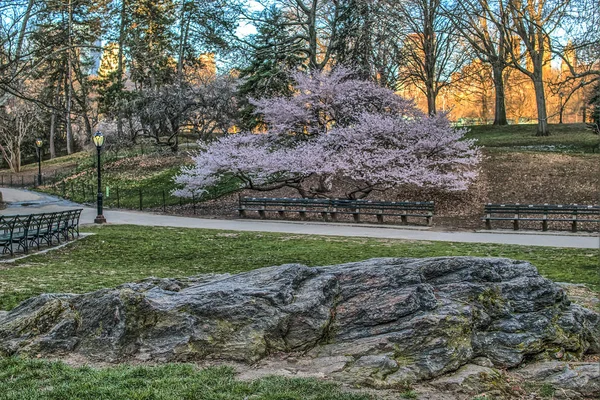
left=126, top=0, right=177, bottom=89
left=30, top=0, right=108, bottom=154
left=237, top=6, right=306, bottom=130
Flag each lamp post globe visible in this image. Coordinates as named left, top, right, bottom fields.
left=93, top=131, right=107, bottom=224
left=34, top=138, right=43, bottom=186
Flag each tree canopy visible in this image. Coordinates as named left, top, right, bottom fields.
left=175, top=68, right=481, bottom=200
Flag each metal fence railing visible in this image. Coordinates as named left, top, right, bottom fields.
left=1, top=173, right=237, bottom=214
left=46, top=181, right=202, bottom=212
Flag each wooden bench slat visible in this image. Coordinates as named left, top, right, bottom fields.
left=483, top=203, right=599, bottom=232
left=238, top=197, right=434, bottom=225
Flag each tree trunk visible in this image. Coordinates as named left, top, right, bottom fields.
left=49, top=110, right=57, bottom=159
left=559, top=107, right=563, bottom=124
left=65, top=0, right=74, bottom=154
left=13, top=0, right=35, bottom=75
left=49, top=81, right=61, bottom=159
left=116, top=0, right=126, bottom=138
left=82, top=111, right=92, bottom=138
left=308, top=0, right=319, bottom=70
left=64, top=65, right=74, bottom=154
left=426, top=86, right=436, bottom=115
left=177, top=0, right=189, bottom=86
left=491, top=63, right=508, bottom=125
left=532, top=76, right=549, bottom=136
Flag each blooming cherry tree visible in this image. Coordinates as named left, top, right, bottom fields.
left=174, top=68, right=480, bottom=199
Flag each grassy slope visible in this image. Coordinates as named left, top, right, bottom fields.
left=466, top=123, right=599, bottom=151
left=0, top=358, right=371, bottom=400
left=36, top=151, right=240, bottom=209
left=0, top=225, right=597, bottom=311
left=2, top=123, right=597, bottom=213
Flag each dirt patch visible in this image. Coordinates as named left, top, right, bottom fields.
left=104, top=153, right=192, bottom=177
left=483, top=152, right=600, bottom=205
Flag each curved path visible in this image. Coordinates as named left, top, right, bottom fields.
left=1, top=188, right=598, bottom=249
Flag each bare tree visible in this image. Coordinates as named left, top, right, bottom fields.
left=551, top=0, right=600, bottom=122
left=499, top=0, right=573, bottom=136
left=124, top=75, right=239, bottom=150
left=445, top=0, right=510, bottom=124
left=187, top=75, right=240, bottom=141
left=0, top=97, right=39, bottom=172
left=393, top=0, right=471, bottom=115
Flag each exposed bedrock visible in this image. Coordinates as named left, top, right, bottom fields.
left=1, top=257, right=598, bottom=392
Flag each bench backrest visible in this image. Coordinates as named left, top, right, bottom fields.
left=330, top=199, right=434, bottom=212
left=240, top=197, right=434, bottom=212
left=0, top=208, right=83, bottom=243
left=241, top=197, right=332, bottom=208
left=10, top=214, right=31, bottom=238
left=0, top=215, right=16, bottom=241
left=484, top=203, right=600, bottom=215
left=27, top=213, right=46, bottom=237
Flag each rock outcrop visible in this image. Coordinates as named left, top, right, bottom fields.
left=1, top=257, right=598, bottom=393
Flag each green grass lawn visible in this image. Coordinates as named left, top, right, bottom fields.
left=0, top=225, right=597, bottom=311
left=466, top=123, right=599, bottom=151
left=0, top=358, right=371, bottom=400
left=0, top=225, right=598, bottom=400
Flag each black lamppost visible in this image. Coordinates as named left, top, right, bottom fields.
left=93, top=131, right=106, bottom=224
left=34, top=138, right=43, bottom=186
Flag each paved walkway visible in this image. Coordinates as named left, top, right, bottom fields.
left=1, top=188, right=598, bottom=249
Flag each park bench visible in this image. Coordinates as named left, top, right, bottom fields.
left=483, top=203, right=600, bottom=232
left=0, top=209, right=82, bottom=256
left=238, top=197, right=434, bottom=225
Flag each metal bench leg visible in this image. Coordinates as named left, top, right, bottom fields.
left=485, top=218, right=491, bottom=230
left=542, top=219, right=548, bottom=231
left=299, top=211, right=307, bottom=220
left=239, top=209, right=246, bottom=218
left=320, top=212, right=328, bottom=221
left=401, top=215, right=407, bottom=224
left=353, top=214, right=360, bottom=222
left=426, top=216, right=432, bottom=226
left=571, top=219, right=577, bottom=233
left=330, top=212, right=337, bottom=221
left=513, top=218, right=519, bottom=230
left=376, top=214, right=383, bottom=223
left=258, top=210, right=266, bottom=219
left=278, top=211, right=285, bottom=218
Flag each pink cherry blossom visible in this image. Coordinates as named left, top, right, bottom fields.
left=174, top=67, right=480, bottom=199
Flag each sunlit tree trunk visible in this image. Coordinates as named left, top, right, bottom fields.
left=533, top=74, right=549, bottom=136
left=491, top=63, right=508, bottom=125
left=426, top=87, right=437, bottom=115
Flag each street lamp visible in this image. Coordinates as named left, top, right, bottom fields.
left=93, top=131, right=106, bottom=224
left=34, top=138, right=43, bottom=186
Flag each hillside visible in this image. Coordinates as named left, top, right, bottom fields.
left=1, top=124, right=598, bottom=230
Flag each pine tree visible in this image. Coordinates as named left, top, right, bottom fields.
left=126, top=0, right=177, bottom=89
left=237, top=6, right=306, bottom=130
